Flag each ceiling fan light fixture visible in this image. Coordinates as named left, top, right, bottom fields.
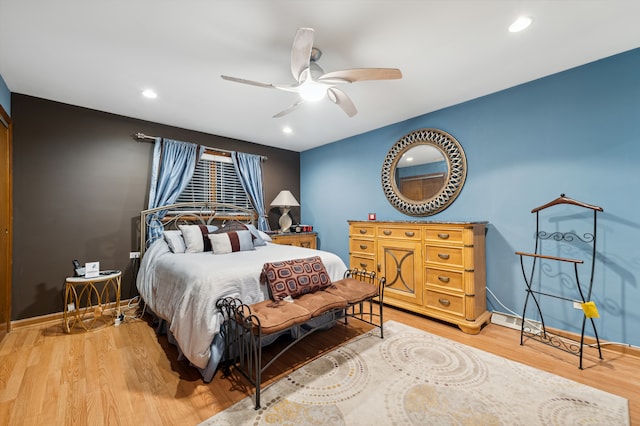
left=221, top=27, right=401, bottom=117
left=142, top=89, right=158, bottom=99
left=298, top=81, right=327, bottom=102
left=509, top=16, right=533, bottom=33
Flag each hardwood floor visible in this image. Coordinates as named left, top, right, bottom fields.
left=0, top=306, right=637, bottom=425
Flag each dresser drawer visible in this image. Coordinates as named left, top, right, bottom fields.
left=350, top=224, right=375, bottom=238
left=377, top=226, right=421, bottom=240
left=350, top=255, right=376, bottom=272
left=425, top=246, right=463, bottom=267
left=425, top=289, right=464, bottom=317
left=424, top=228, right=465, bottom=244
left=425, top=267, right=464, bottom=292
left=271, top=233, right=317, bottom=249
left=350, top=238, right=375, bottom=255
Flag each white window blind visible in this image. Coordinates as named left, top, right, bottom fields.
left=175, top=153, right=251, bottom=213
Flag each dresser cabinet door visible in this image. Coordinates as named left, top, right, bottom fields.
left=377, top=239, right=423, bottom=306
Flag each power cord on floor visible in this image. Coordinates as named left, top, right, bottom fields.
left=486, top=287, right=543, bottom=334
left=487, top=287, right=640, bottom=350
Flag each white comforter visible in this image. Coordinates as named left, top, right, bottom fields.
left=136, top=239, right=348, bottom=369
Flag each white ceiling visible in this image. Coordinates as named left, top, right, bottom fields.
left=1, top=1, right=639, bottom=152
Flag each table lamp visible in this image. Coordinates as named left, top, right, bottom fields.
left=271, top=190, right=299, bottom=233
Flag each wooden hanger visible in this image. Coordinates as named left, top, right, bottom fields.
left=531, top=194, right=603, bottom=213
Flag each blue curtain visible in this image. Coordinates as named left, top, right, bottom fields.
left=232, top=152, right=270, bottom=231
left=146, top=138, right=204, bottom=245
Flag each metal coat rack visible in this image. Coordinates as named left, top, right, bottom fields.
left=515, top=194, right=603, bottom=369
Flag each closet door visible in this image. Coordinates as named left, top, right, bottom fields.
left=0, top=106, right=11, bottom=337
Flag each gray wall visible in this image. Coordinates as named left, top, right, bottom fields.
left=11, top=94, right=300, bottom=320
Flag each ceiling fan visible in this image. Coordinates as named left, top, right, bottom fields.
left=221, top=27, right=402, bottom=118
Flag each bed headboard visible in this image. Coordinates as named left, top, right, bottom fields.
left=140, top=202, right=258, bottom=256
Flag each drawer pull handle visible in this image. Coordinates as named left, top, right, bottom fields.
left=359, top=244, right=368, bottom=250
left=438, top=233, right=450, bottom=239
left=405, top=231, right=415, bottom=237
left=377, top=263, right=381, bottom=272
left=438, top=298, right=451, bottom=307
left=360, top=262, right=367, bottom=268
left=438, top=253, right=450, bottom=260
left=359, top=229, right=368, bottom=234
left=383, top=230, right=392, bottom=236
left=438, top=276, right=450, bottom=283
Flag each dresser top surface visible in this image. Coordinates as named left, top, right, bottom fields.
left=348, top=220, right=488, bottom=225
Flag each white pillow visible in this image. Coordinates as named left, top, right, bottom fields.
left=208, top=230, right=255, bottom=254
left=163, top=230, right=186, bottom=253
left=179, top=224, right=211, bottom=253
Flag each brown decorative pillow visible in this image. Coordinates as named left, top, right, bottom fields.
left=261, top=256, right=332, bottom=301
left=213, top=220, right=248, bottom=233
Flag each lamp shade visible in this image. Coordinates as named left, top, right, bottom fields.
left=271, top=190, right=300, bottom=207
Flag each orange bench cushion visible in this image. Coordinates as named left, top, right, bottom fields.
left=246, top=300, right=312, bottom=335
left=293, top=291, right=348, bottom=317
left=325, top=278, right=379, bottom=304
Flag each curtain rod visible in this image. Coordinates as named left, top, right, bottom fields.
left=134, top=132, right=267, bottom=160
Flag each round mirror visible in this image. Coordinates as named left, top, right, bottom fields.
left=396, top=144, right=448, bottom=202
left=382, top=128, right=466, bottom=216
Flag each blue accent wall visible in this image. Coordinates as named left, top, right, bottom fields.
left=0, top=73, right=10, bottom=115
left=301, top=48, right=640, bottom=346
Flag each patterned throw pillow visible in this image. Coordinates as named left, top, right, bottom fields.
left=261, top=256, right=332, bottom=301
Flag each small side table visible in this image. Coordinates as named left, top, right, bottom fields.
left=63, top=271, right=122, bottom=333
left=270, top=232, right=317, bottom=249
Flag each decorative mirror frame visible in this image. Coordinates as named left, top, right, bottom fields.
left=381, top=128, right=467, bottom=216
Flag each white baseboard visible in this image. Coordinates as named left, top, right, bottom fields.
left=491, top=311, right=542, bottom=334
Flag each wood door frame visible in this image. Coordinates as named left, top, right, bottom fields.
left=0, top=104, right=12, bottom=336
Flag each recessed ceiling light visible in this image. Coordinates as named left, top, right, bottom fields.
left=282, top=126, right=292, bottom=134
left=509, top=16, right=533, bottom=33
left=142, top=89, right=158, bottom=99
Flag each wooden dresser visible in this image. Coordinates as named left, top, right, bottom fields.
left=348, top=220, right=491, bottom=334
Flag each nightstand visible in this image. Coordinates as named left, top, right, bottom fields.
left=270, top=232, right=317, bottom=249
left=63, top=270, right=122, bottom=333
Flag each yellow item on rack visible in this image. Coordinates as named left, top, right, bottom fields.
left=581, top=301, right=600, bottom=318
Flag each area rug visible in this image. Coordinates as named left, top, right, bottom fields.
left=200, top=321, right=629, bottom=425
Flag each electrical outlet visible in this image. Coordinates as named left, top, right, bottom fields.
left=67, top=303, right=75, bottom=312
left=573, top=301, right=583, bottom=310
left=129, top=251, right=140, bottom=259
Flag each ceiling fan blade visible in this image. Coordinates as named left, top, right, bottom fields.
left=327, top=87, right=357, bottom=117
left=273, top=100, right=304, bottom=118
left=319, top=68, right=402, bottom=84
left=290, top=28, right=315, bottom=83
left=221, top=75, right=275, bottom=89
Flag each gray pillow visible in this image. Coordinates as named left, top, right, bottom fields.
left=164, top=230, right=186, bottom=253
left=245, top=224, right=267, bottom=247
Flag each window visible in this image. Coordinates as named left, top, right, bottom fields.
left=175, top=152, right=251, bottom=213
